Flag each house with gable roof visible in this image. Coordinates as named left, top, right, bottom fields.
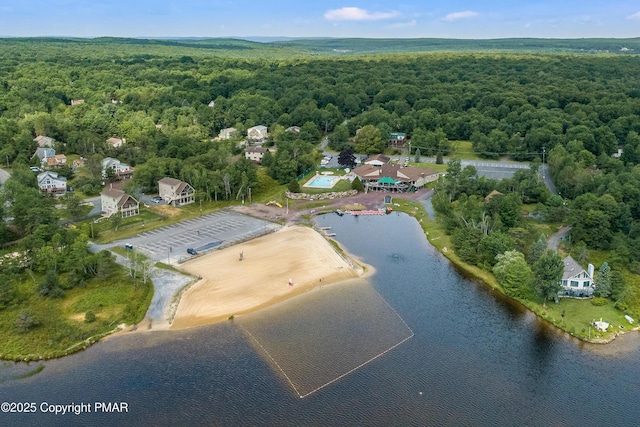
left=558, top=256, right=595, bottom=297
left=102, top=157, right=133, bottom=180
left=106, top=137, right=125, bottom=148
left=245, top=146, right=271, bottom=163
left=100, top=189, right=139, bottom=218
left=37, top=171, right=67, bottom=196
left=363, top=154, right=391, bottom=167
left=218, top=127, right=237, bottom=140
left=158, top=177, right=195, bottom=207
left=33, top=147, right=56, bottom=166
left=247, top=125, right=268, bottom=141
left=353, top=163, right=439, bottom=192
left=34, top=135, right=55, bottom=148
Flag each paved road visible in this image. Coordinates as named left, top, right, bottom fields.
left=539, top=164, right=558, bottom=196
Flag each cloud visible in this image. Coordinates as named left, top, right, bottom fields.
left=627, top=11, right=640, bottom=21
left=443, top=10, right=479, bottom=22
left=324, top=7, right=399, bottom=21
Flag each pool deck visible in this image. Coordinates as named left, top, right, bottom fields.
left=303, top=174, right=341, bottom=189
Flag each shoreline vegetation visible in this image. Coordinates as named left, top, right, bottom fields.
left=392, top=198, right=639, bottom=344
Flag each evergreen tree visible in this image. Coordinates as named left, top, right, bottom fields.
left=595, top=262, right=611, bottom=297
left=351, top=176, right=364, bottom=192
left=532, top=249, right=564, bottom=305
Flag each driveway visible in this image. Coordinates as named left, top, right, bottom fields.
left=547, top=226, right=571, bottom=250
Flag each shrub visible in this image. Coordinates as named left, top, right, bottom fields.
left=84, top=311, right=96, bottom=323
left=15, top=311, right=39, bottom=333
left=591, top=297, right=609, bottom=306
left=288, top=179, right=301, bottom=193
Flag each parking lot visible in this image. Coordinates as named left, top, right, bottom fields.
left=120, top=210, right=281, bottom=264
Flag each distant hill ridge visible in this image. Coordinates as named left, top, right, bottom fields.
left=1, top=36, right=639, bottom=56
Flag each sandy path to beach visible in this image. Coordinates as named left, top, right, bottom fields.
left=171, top=226, right=363, bottom=329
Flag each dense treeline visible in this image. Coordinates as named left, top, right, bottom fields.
left=2, top=41, right=640, bottom=172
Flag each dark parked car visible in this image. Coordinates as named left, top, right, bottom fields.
left=187, top=248, right=197, bottom=255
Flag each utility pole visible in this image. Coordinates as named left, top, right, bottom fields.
left=542, top=146, right=546, bottom=164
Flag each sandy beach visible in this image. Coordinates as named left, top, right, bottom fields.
left=171, top=226, right=365, bottom=329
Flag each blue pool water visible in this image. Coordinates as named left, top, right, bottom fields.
left=306, top=175, right=338, bottom=188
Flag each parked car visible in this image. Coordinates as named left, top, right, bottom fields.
left=151, top=196, right=162, bottom=203
left=187, top=248, right=197, bottom=255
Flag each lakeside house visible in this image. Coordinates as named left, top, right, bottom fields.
left=158, top=177, right=195, bottom=207
left=34, top=135, right=54, bottom=148
left=245, top=146, right=271, bottom=163
left=102, top=157, right=133, bottom=180
left=353, top=163, right=439, bottom=192
left=247, top=125, right=268, bottom=141
left=100, top=189, right=140, bottom=218
left=558, top=256, right=595, bottom=298
left=37, top=171, right=67, bottom=196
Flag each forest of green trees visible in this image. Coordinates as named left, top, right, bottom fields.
left=1, top=38, right=640, bottom=347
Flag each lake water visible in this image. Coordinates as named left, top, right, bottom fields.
left=1, top=213, right=640, bottom=426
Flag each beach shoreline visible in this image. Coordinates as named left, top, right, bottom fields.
left=169, top=226, right=370, bottom=330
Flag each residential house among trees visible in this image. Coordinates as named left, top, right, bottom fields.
left=47, top=154, right=67, bottom=168
left=245, top=146, right=270, bottom=163
left=388, top=132, right=407, bottom=148
left=100, top=189, right=140, bottom=218
left=247, top=125, right=268, bottom=141
left=37, top=171, right=67, bottom=196
left=559, top=256, right=595, bottom=297
left=158, top=177, right=195, bottom=206
left=353, top=163, right=439, bottom=192
left=102, top=157, right=133, bottom=180
left=363, top=154, right=391, bottom=167
left=33, top=147, right=56, bottom=167
left=106, top=137, right=125, bottom=148
left=34, top=135, right=54, bottom=148
left=218, top=127, right=237, bottom=140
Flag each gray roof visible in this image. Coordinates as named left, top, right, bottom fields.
left=562, top=256, right=589, bottom=280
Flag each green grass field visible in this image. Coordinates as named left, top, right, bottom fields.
left=0, top=268, right=152, bottom=361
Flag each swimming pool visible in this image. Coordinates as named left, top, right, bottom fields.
left=304, top=175, right=340, bottom=188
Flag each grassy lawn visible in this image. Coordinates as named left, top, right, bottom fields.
left=520, top=297, right=630, bottom=342
left=407, top=161, right=448, bottom=173
left=0, top=268, right=152, bottom=361
left=449, top=140, right=485, bottom=161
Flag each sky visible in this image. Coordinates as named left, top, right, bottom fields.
left=1, top=0, right=639, bottom=39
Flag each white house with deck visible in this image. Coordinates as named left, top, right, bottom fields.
left=247, top=125, right=268, bottom=141
left=558, top=256, right=595, bottom=297
left=158, top=177, right=195, bottom=206
left=37, top=171, right=67, bottom=196
left=100, top=189, right=139, bottom=218
left=102, top=157, right=133, bottom=179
